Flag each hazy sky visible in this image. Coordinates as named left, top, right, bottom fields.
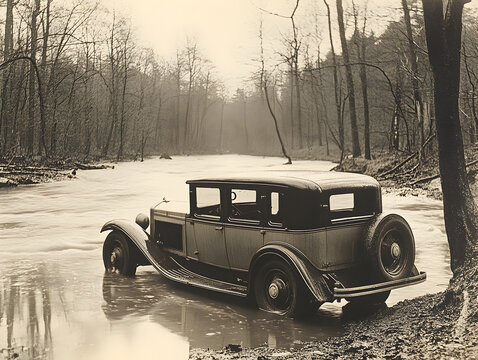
left=102, top=0, right=477, bottom=93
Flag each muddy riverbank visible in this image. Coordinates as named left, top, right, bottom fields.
left=190, top=269, right=478, bottom=360
left=0, top=155, right=115, bottom=187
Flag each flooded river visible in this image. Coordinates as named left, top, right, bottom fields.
left=0, top=155, right=451, bottom=359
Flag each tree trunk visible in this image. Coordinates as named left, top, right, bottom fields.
left=422, top=0, right=478, bottom=274
left=354, top=9, right=371, bottom=159
left=403, top=0, right=425, bottom=157
left=0, top=0, right=14, bottom=154
left=243, top=99, right=249, bottom=152
left=463, top=44, right=478, bottom=140
left=323, top=0, right=344, bottom=153
left=27, top=0, right=41, bottom=155
left=38, top=0, right=51, bottom=157
left=337, top=0, right=361, bottom=157
left=264, top=82, right=292, bottom=164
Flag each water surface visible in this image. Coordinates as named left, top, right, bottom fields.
left=0, top=155, right=451, bottom=359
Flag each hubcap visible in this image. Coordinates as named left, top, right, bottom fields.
left=391, top=242, right=401, bottom=258
left=110, top=247, right=123, bottom=270
left=268, top=278, right=286, bottom=300
left=269, top=283, right=279, bottom=299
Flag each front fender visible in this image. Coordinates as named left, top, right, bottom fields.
left=101, top=219, right=150, bottom=265
left=249, top=243, right=334, bottom=303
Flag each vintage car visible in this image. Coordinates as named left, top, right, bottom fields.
left=101, top=172, right=426, bottom=316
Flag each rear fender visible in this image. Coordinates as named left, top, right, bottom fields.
left=101, top=219, right=150, bottom=266
left=249, top=243, right=334, bottom=303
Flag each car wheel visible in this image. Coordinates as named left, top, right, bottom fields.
left=103, top=231, right=137, bottom=276
left=364, top=214, right=415, bottom=281
left=348, top=290, right=390, bottom=305
left=253, top=259, right=306, bottom=317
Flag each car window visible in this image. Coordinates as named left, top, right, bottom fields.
left=271, top=192, right=279, bottom=215
left=195, top=187, right=221, bottom=219
left=269, top=191, right=283, bottom=227
left=330, top=193, right=354, bottom=211
left=229, top=189, right=261, bottom=224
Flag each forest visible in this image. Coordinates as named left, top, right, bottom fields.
left=0, top=0, right=477, bottom=164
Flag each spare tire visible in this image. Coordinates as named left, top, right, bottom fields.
left=363, top=214, right=415, bottom=282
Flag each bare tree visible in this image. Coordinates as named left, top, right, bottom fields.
left=27, top=0, right=41, bottom=155
left=422, top=0, right=478, bottom=273
left=402, top=0, right=425, bottom=157
left=337, top=0, right=361, bottom=157
left=323, top=0, right=344, bottom=156
left=183, top=40, right=200, bottom=151
left=258, top=20, right=291, bottom=164
left=353, top=2, right=371, bottom=159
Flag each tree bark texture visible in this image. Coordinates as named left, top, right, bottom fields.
left=337, top=0, right=361, bottom=157
left=422, top=0, right=478, bottom=273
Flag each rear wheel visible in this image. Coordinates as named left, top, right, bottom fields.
left=364, top=214, right=415, bottom=282
left=103, top=231, right=137, bottom=276
left=253, top=259, right=307, bottom=317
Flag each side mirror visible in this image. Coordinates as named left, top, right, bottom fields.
left=135, top=213, right=150, bottom=230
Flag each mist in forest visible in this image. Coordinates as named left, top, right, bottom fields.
left=0, top=0, right=478, bottom=162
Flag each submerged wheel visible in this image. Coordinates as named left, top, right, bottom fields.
left=102, top=231, right=137, bottom=276
left=253, top=259, right=306, bottom=317
left=364, top=214, right=415, bottom=282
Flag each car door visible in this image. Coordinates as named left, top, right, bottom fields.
left=325, top=193, right=361, bottom=268
left=189, top=185, right=230, bottom=269
left=224, top=187, right=265, bottom=271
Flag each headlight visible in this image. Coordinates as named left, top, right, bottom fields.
left=135, top=213, right=149, bottom=230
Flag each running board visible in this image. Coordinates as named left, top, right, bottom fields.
left=333, top=272, right=427, bottom=298
left=141, top=240, right=248, bottom=298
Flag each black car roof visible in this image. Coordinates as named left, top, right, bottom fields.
left=186, top=172, right=380, bottom=192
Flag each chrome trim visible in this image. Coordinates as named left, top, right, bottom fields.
left=334, top=272, right=427, bottom=298
left=330, top=214, right=374, bottom=225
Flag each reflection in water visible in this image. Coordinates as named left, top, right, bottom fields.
left=102, top=272, right=344, bottom=349
left=0, top=264, right=59, bottom=360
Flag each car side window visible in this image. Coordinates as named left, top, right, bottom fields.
left=269, top=191, right=283, bottom=227
left=229, top=189, right=261, bottom=224
left=195, top=187, right=221, bottom=219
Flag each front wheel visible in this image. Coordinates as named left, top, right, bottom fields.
left=103, top=231, right=137, bottom=276
left=253, top=259, right=307, bottom=317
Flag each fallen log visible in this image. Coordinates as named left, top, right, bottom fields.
left=0, top=177, right=18, bottom=187
left=74, top=162, right=110, bottom=170
left=0, top=164, right=64, bottom=172
left=379, top=133, right=436, bottom=178
left=410, top=159, right=478, bottom=186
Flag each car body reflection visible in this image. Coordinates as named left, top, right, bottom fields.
left=102, top=271, right=344, bottom=349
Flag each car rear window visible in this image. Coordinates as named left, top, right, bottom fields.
left=330, top=193, right=354, bottom=211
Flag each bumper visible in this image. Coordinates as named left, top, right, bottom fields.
left=334, top=271, right=427, bottom=299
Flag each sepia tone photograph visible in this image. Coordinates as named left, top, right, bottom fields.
left=0, top=0, right=477, bottom=359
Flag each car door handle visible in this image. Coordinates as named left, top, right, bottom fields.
left=215, top=226, right=223, bottom=231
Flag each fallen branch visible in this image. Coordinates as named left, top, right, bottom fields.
left=74, top=162, right=111, bottom=170
left=410, top=159, right=478, bottom=186
left=379, top=133, right=436, bottom=178
left=0, top=165, right=64, bottom=172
